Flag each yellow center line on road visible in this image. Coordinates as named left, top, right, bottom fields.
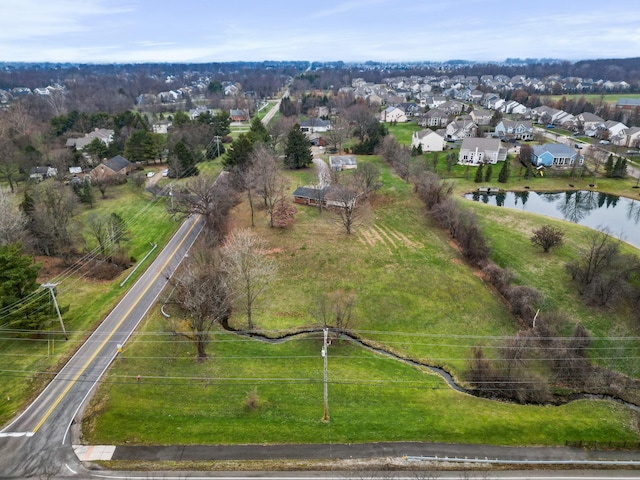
left=31, top=217, right=200, bottom=434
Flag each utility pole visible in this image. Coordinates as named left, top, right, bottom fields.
left=322, top=328, right=329, bottom=422
left=169, top=183, right=174, bottom=215
left=42, top=283, right=67, bottom=340
left=214, top=136, right=221, bottom=158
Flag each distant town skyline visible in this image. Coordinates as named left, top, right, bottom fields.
left=1, top=0, right=639, bottom=64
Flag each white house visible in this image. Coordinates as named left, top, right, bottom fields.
left=458, top=138, right=507, bottom=165
left=380, top=106, right=407, bottom=123
left=411, top=129, right=446, bottom=152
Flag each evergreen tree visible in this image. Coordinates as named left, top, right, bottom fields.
left=170, top=139, right=199, bottom=178
left=284, top=124, right=313, bottom=169
left=172, top=111, right=191, bottom=127
left=498, top=159, right=510, bottom=183
left=247, top=117, right=270, bottom=144
left=484, top=164, right=493, bottom=182
left=604, top=154, right=614, bottom=177
left=474, top=164, right=484, bottom=183
left=0, top=243, right=53, bottom=331
left=223, top=134, right=254, bottom=169
left=279, top=97, right=297, bottom=117
left=613, top=157, right=627, bottom=178
left=124, top=130, right=160, bottom=163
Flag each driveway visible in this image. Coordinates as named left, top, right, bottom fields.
left=312, top=156, right=331, bottom=188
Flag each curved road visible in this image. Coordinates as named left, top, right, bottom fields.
left=0, top=214, right=204, bottom=479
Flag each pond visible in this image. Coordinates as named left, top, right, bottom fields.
left=464, top=190, right=640, bottom=249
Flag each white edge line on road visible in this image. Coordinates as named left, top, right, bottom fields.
left=1, top=215, right=201, bottom=437
left=62, top=215, right=203, bottom=446
left=65, top=463, right=77, bottom=474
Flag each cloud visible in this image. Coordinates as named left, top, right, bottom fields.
left=0, top=0, right=133, bottom=41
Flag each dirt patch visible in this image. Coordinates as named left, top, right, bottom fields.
left=36, top=255, right=127, bottom=283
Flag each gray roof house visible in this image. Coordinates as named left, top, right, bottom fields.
left=458, top=138, right=507, bottom=165
left=91, top=155, right=134, bottom=180
left=532, top=144, right=583, bottom=168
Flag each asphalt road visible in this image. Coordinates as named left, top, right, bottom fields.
left=0, top=214, right=204, bottom=479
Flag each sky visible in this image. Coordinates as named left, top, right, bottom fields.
left=1, top=0, right=639, bottom=64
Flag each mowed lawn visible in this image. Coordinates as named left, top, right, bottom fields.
left=84, top=157, right=640, bottom=447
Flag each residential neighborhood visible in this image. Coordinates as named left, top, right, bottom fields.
left=2, top=56, right=640, bottom=479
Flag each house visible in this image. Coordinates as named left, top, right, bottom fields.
left=293, top=186, right=328, bottom=206
left=446, top=119, right=477, bottom=141
left=532, top=144, right=583, bottom=168
left=152, top=120, right=172, bottom=134
left=440, top=100, right=465, bottom=115
left=577, top=112, right=605, bottom=131
left=501, top=100, right=528, bottom=115
left=380, top=106, right=407, bottom=123
left=419, top=108, right=449, bottom=128
left=329, top=155, right=357, bottom=171
left=68, top=166, right=83, bottom=175
left=427, top=95, right=447, bottom=109
left=494, top=120, right=534, bottom=141
left=469, top=108, right=492, bottom=126
left=230, top=109, right=249, bottom=122
left=397, top=102, right=421, bottom=116
left=620, top=126, right=640, bottom=148
left=603, top=120, right=628, bottom=138
left=300, top=118, right=331, bottom=133
left=90, top=155, right=134, bottom=180
left=458, top=138, right=507, bottom=165
left=411, top=129, right=446, bottom=152
left=29, top=166, right=57, bottom=182
left=188, top=106, right=215, bottom=121
left=65, top=128, right=115, bottom=150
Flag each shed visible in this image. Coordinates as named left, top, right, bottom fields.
left=329, top=155, right=357, bottom=171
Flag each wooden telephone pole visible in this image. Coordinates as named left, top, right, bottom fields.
left=322, top=328, right=329, bottom=422
left=42, top=283, right=67, bottom=340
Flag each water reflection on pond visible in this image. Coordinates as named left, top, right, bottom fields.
left=464, top=190, right=640, bottom=249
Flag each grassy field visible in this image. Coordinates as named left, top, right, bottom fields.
left=83, top=156, right=640, bottom=447
left=541, top=93, right=640, bottom=105
left=0, top=181, right=180, bottom=427
left=386, top=121, right=422, bottom=145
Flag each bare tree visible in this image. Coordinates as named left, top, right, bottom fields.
left=222, top=229, right=276, bottom=329
left=0, top=186, right=28, bottom=245
left=268, top=116, right=297, bottom=154
left=172, top=174, right=239, bottom=245
left=326, top=183, right=368, bottom=235
left=249, top=144, right=289, bottom=227
left=27, top=181, right=79, bottom=258
left=352, top=162, right=381, bottom=196
left=271, top=198, right=297, bottom=228
left=171, top=249, right=231, bottom=361
left=86, top=212, right=127, bottom=260
left=313, top=289, right=357, bottom=332
left=346, top=103, right=376, bottom=142
left=324, top=115, right=350, bottom=152
left=530, top=225, right=564, bottom=253
left=91, top=169, right=116, bottom=198
left=0, top=136, right=21, bottom=193
left=431, top=198, right=461, bottom=238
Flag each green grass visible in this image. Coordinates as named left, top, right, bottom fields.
left=541, top=93, right=640, bottom=105
left=386, top=121, right=422, bottom=145
left=0, top=182, right=180, bottom=427
left=84, top=157, right=640, bottom=447
left=85, top=324, right=638, bottom=446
